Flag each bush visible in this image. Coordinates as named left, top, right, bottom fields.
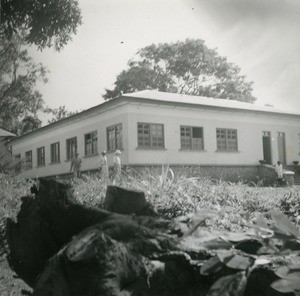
left=0, top=174, right=31, bottom=255
left=0, top=141, right=15, bottom=174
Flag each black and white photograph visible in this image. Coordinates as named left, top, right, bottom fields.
left=1, top=0, right=300, bottom=295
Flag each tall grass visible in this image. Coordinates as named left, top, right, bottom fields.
left=120, top=166, right=288, bottom=224
left=0, top=166, right=298, bottom=254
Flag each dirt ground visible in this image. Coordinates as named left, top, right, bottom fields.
left=0, top=255, right=32, bottom=296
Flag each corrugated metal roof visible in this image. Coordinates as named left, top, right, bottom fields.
left=122, top=90, right=300, bottom=115
left=0, top=128, right=16, bottom=137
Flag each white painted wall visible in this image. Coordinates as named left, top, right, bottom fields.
left=126, top=103, right=300, bottom=166
left=11, top=100, right=300, bottom=178
left=12, top=104, right=130, bottom=178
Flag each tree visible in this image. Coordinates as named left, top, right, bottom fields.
left=0, top=139, right=14, bottom=173
left=0, top=33, right=47, bottom=135
left=45, top=105, right=78, bottom=124
left=0, top=0, right=82, bottom=50
left=104, top=39, right=256, bottom=103
left=0, top=0, right=82, bottom=136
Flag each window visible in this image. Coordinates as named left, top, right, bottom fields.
left=137, top=123, right=164, bottom=149
left=180, top=126, right=204, bottom=150
left=66, top=137, right=77, bottom=160
left=51, top=142, right=60, bottom=163
left=37, top=146, right=45, bottom=166
left=216, top=128, right=238, bottom=151
left=25, top=150, right=32, bottom=169
left=107, top=124, right=123, bottom=152
left=14, top=154, right=21, bottom=173
left=85, top=131, right=98, bottom=156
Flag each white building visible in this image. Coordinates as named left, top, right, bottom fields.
left=9, top=90, right=300, bottom=181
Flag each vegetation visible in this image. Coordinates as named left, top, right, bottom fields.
left=1, top=168, right=300, bottom=295
left=104, top=39, right=256, bottom=103
left=44, top=105, right=78, bottom=124
left=0, top=141, right=15, bottom=173
left=0, top=0, right=82, bottom=50
left=0, top=0, right=82, bottom=135
left=0, top=33, right=47, bottom=134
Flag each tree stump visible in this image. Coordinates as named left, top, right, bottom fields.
left=104, top=186, right=156, bottom=215
left=5, top=179, right=175, bottom=288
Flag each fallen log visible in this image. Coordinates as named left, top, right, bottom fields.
left=5, top=179, right=178, bottom=287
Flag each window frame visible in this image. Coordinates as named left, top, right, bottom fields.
left=66, top=137, right=77, bottom=160
left=84, top=131, right=98, bottom=156
left=137, top=122, right=165, bottom=149
left=50, top=142, right=60, bottom=164
left=106, top=123, right=123, bottom=152
left=180, top=125, right=204, bottom=150
left=37, top=146, right=45, bottom=167
left=25, top=150, right=32, bottom=169
left=216, top=128, right=238, bottom=152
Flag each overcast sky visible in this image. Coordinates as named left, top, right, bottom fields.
left=29, top=0, right=300, bottom=116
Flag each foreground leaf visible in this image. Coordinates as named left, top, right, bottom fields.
left=254, top=258, right=271, bottom=266
left=275, top=265, right=300, bottom=280
left=200, top=256, right=223, bottom=275
left=220, top=232, right=252, bottom=243
left=207, top=272, right=247, bottom=296
left=271, top=279, right=300, bottom=293
left=217, top=252, right=253, bottom=270
left=271, top=211, right=299, bottom=238
left=203, top=238, right=232, bottom=250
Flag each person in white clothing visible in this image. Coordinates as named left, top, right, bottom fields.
left=113, top=150, right=122, bottom=185
left=275, top=161, right=283, bottom=186
left=70, top=152, right=81, bottom=178
left=99, top=151, right=109, bottom=182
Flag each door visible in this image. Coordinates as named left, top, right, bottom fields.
left=262, top=131, right=272, bottom=164
left=277, top=132, right=286, bottom=165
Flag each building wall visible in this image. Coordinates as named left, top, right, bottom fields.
left=10, top=100, right=300, bottom=179
left=126, top=103, right=300, bottom=166
left=11, top=105, right=130, bottom=178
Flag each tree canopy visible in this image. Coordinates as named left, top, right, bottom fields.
left=0, top=0, right=82, bottom=136
left=104, top=39, right=256, bottom=103
left=45, top=105, right=78, bottom=124
left=0, top=0, right=82, bottom=50
left=0, top=33, right=47, bottom=135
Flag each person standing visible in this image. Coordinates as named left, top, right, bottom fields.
left=70, top=152, right=82, bottom=178
left=275, top=161, right=283, bottom=186
left=99, top=151, right=109, bottom=182
left=113, top=150, right=122, bottom=185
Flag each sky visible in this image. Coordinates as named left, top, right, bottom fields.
left=29, top=0, right=300, bottom=118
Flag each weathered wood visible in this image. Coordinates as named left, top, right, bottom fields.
left=5, top=179, right=281, bottom=296
left=104, top=186, right=156, bottom=215
left=6, top=179, right=128, bottom=286
left=5, top=179, right=177, bottom=288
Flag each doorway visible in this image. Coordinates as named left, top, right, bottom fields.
left=277, top=132, right=286, bottom=165
left=262, top=131, right=272, bottom=164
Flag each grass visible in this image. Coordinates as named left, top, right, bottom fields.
left=0, top=166, right=299, bottom=294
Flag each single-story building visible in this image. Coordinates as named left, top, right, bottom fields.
left=9, top=90, right=300, bottom=183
